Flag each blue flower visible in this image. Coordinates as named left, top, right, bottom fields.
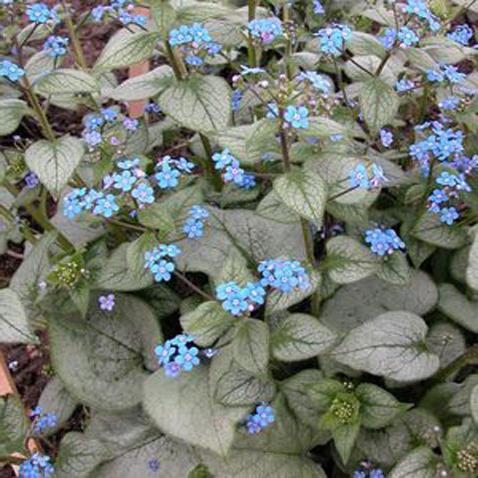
left=164, top=362, right=181, bottom=377
left=145, top=245, right=181, bottom=282
left=284, top=105, right=309, bottom=129
left=245, top=403, right=275, bottom=434
left=151, top=260, right=175, bottom=282
left=113, top=170, right=137, bottom=192
left=380, top=129, right=393, bottom=147
left=185, top=55, right=203, bottom=66
left=26, top=3, right=57, bottom=23
left=349, top=164, right=370, bottom=189
left=175, top=345, right=200, bottom=371
left=397, top=26, right=420, bottom=47
left=99, top=294, right=115, bottom=312
left=258, top=259, right=310, bottom=292
left=93, top=194, right=119, bottom=218
left=298, top=71, right=331, bottom=95
left=403, top=0, right=440, bottom=31
left=183, top=218, right=204, bottom=239
left=380, top=28, right=396, bottom=49
left=395, top=79, right=414, bottom=92
left=440, top=206, right=459, bottom=225
left=216, top=282, right=241, bottom=300
left=447, top=24, right=474, bottom=46
left=438, top=96, right=461, bottom=111
left=132, top=183, right=154, bottom=205
left=123, top=117, right=139, bottom=131
left=248, top=17, right=283, bottom=44
left=239, top=65, right=265, bottom=75
left=155, top=342, right=176, bottom=366
left=102, top=107, right=119, bottom=122
left=0, top=60, right=25, bottom=82
left=427, top=64, right=466, bottom=84
left=365, top=228, right=406, bottom=256
left=313, top=0, right=325, bottom=15
left=148, top=459, right=160, bottom=472
left=243, top=282, right=266, bottom=305
left=189, top=205, right=209, bottom=220
left=84, top=114, right=105, bottom=130
left=19, top=453, right=54, bottom=478
left=117, top=157, right=140, bottom=170
left=169, top=25, right=193, bottom=45
left=43, top=36, right=69, bottom=57
left=155, top=165, right=181, bottom=189
left=316, top=24, right=352, bottom=56
left=232, top=89, right=243, bottom=112
left=25, top=172, right=39, bottom=189
left=223, top=292, right=249, bottom=316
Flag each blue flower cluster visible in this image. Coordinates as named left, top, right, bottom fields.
left=216, top=281, right=266, bottom=316
left=380, top=129, right=393, bottom=148
left=245, top=403, right=275, bottom=434
left=212, top=149, right=256, bottom=189
left=26, top=3, right=58, bottom=24
left=365, top=228, right=406, bottom=256
left=183, top=205, right=209, bottom=239
left=402, top=0, right=440, bottom=31
left=447, top=24, right=474, bottom=46
left=259, top=259, right=310, bottom=292
left=43, top=36, right=69, bottom=58
left=82, top=107, right=139, bottom=149
left=313, top=0, right=325, bottom=15
left=284, top=105, right=309, bottom=129
left=64, top=188, right=119, bottom=219
left=0, top=59, right=25, bottom=82
left=144, top=244, right=181, bottom=282
left=353, top=464, right=385, bottom=478
left=248, top=18, right=283, bottom=44
left=438, top=96, right=461, bottom=112
left=395, top=78, right=415, bottom=93
left=169, top=23, right=221, bottom=66
left=92, top=1, right=147, bottom=27
left=19, top=453, right=54, bottom=478
left=316, top=24, right=352, bottom=56
left=154, top=156, right=194, bottom=189
left=155, top=334, right=200, bottom=377
left=349, top=163, right=387, bottom=190
left=426, top=64, right=466, bottom=85
left=410, top=121, right=465, bottom=173
left=298, top=71, right=331, bottom=96
left=30, top=407, right=58, bottom=435
left=380, top=27, right=420, bottom=49
left=427, top=171, right=471, bottom=225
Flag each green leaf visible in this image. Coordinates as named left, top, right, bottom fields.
left=320, top=271, right=438, bottom=334
left=0, top=287, right=37, bottom=344
left=38, top=377, right=79, bottom=437
left=308, top=379, right=346, bottom=411
left=94, top=243, right=153, bottom=291
left=109, top=65, right=174, bottom=101
left=25, top=50, right=56, bottom=84
left=49, top=293, right=162, bottom=411
left=137, top=203, right=175, bottom=233
left=376, top=252, right=412, bottom=286
left=54, top=432, right=111, bottom=478
left=209, top=346, right=276, bottom=406
left=0, top=395, right=29, bottom=455
left=150, top=0, right=177, bottom=36
left=271, top=313, right=337, bottom=362
left=467, top=232, right=478, bottom=291
left=233, top=319, right=270, bottom=375
left=126, top=232, right=157, bottom=281
left=95, top=31, right=160, bottom=70
left=0, top=99, right=28, bottom=136
left=426, top=322, right=465, bottom=370
left=412, top=213, right=468, bottom=249
left=333, top=421, right=360, bottom=464
left=214, top=250, right=254, bottom=287
left=281, top=370, right=327, bottom=429
left=348, top=32, right=387, bottom=58
left=35, top=69, right=99, bottom=95
left=158, top=75, right=231, bottom=134
left=180, top=301, right=235, bottom=347
left=299, top=116, right=349, bottom=139
left=356, top=383, right=410, bottom=429
left=332, top=311, right=440, bottom=381
left=143, top=366, right=248, bottom=456
left=273, top=170, right=328, bottom=228
left=389, top=447, right=440, bottom=478
left=325, top=236, right=380, bottom=284
left=359, top=78, right=400, bottom=133
left=437, top=283, right=478, bottom=333
left=25, top=136, right=85, bottom=197
left=95, top=435, right=197, bottom=477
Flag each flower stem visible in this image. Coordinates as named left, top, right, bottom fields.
left=433, top=345, right=478, bottom=383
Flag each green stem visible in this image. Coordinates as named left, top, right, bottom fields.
left=62, top=1, right=88, bottom=70
left=433, top=345, right=478, bottom=383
